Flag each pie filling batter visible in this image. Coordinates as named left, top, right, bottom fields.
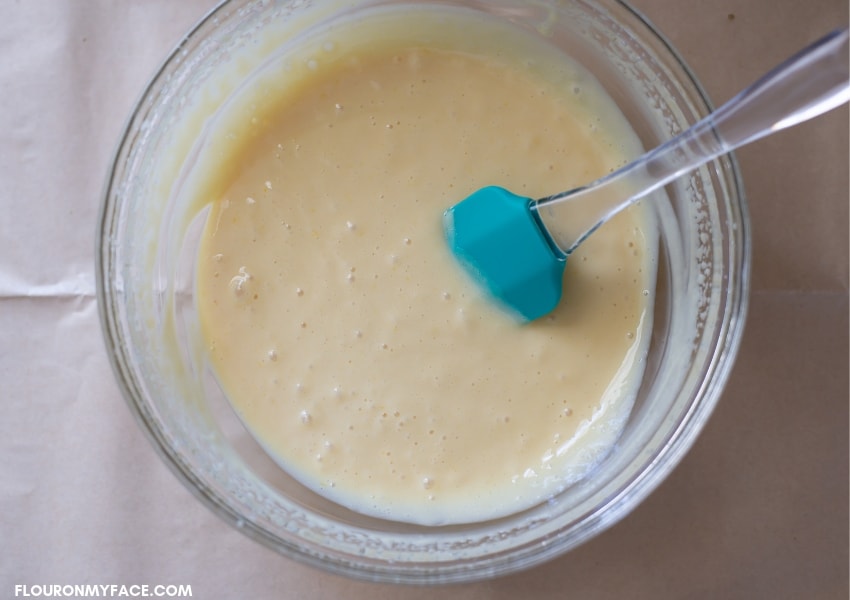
left=194, top=8, right=656, bottom=525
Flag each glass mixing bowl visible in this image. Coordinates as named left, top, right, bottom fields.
left=97, top=0, right=750, bottom=584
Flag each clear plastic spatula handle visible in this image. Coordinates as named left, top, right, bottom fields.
left=533, top=28, right=850, bottom=256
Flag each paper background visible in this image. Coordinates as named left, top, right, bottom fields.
left=1, top=0, right=847, bottom=598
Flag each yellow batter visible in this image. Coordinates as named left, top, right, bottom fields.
left=195, top=8, right=655, bottom=525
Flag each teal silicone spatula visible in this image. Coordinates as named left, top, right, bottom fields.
left=444, top=28, right=849, bottom=322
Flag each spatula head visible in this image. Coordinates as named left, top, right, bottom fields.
left=443, top=186, right=566, bottom=322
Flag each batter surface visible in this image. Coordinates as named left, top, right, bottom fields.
left=195, top=8, right=655, bottom=525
